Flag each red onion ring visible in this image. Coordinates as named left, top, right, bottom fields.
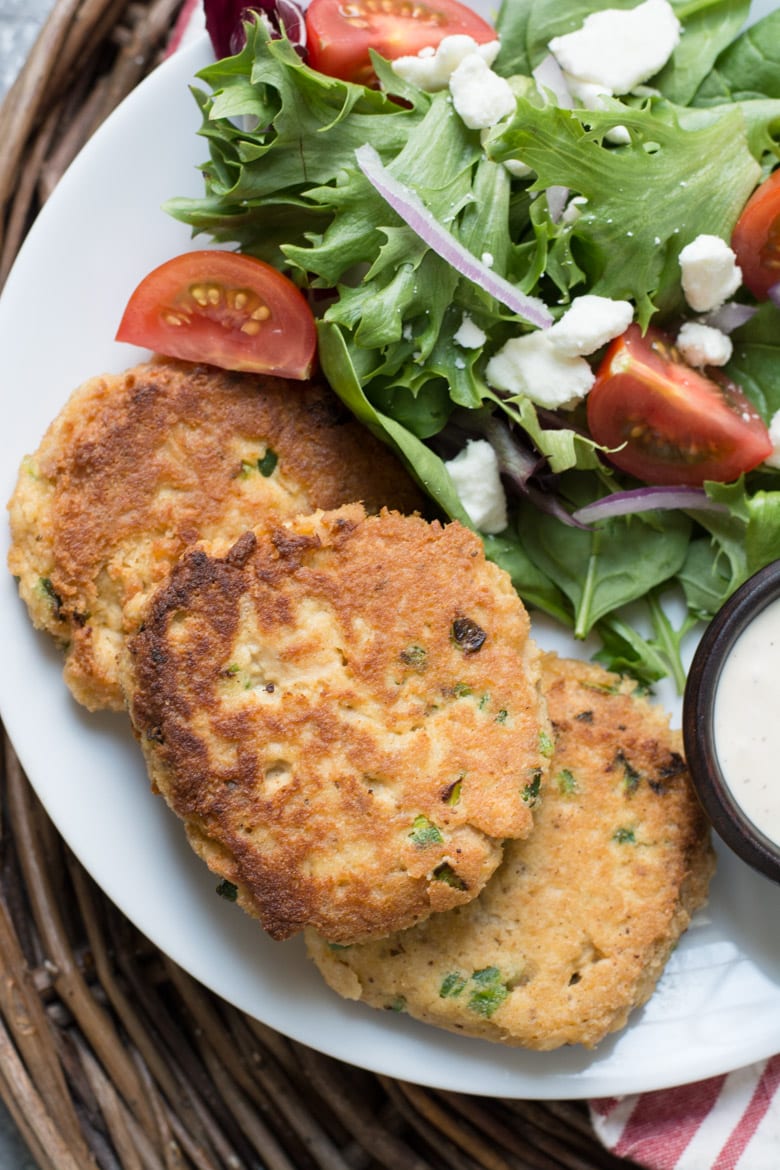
left=355, top=144, right=553, bottom=329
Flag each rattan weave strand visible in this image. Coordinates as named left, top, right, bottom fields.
left=0, top=3, right=643, bottom=1166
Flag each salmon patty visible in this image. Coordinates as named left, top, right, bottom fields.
left=122, top=505, right=550, bottom=944
left=306, top=652, right=715, bottom=1047
left=7, top=359, right=423, bottom=710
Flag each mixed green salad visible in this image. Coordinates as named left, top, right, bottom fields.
left=165, top=0, right=780, bottom=690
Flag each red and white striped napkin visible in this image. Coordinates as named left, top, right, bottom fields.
left=161, top=7, right=780, bottom=1167
left=590, top=1059, right=780, bottom=1168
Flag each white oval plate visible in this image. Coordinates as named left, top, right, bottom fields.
left=2, top=3, right=780, bottom=1100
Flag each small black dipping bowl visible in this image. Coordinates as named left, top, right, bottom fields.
left=683, top=558, right=780, bottom=885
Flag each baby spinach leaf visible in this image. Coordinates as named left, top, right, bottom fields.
left=727, top=304, right=780, bottom=419
left=678, top=537, right=735, bottom=616
left=746, top=491, right=780, bottom=574
left=519, top=481, right=692, bottom=638
left=482, top=525, right=572, bottom=625
left=594, top=618, right=667, bottom=687
left=652, top=0, right=751, bottom=105
left=694, top=8, right=780, bottom=102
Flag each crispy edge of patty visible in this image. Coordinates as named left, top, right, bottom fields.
left=305, top=652, right=715, bottom=1048
left=122, top=504, right=550, bottom=943
left=7, top=358, right=424, bottom=711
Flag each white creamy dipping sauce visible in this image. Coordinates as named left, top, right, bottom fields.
left=714, top=596, right=780, bottom=846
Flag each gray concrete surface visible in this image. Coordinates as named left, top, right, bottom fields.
left=0, top=0, right=55, bottom=98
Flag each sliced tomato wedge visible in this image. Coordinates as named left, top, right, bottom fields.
left=587, top=324, right=772, bottom=486
left=304, top=0, right=496, bottom=85
left=731, top=169, right=780, bottom=300
left=116, top=250, right=317, bottom=380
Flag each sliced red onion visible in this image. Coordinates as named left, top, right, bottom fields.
left=769, top=282, right=780, bottom=309
left=572, top=485, right=729, bottom=525
left=532, top=54, right=573, bottom=109
left=276, top=0, right=306, bottom=47
left=531, top=486, right=590, bottom=528
left=546, top=184, right=570, bottom=223
left=480, top=415, right=542, bottom=488
left=354, top=144, right=553, bottom=329
left=704, top=302, right=758, bottom=334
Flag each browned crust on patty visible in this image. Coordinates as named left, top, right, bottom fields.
left=123, top=505, right=550, bottom=943
left=7, top=359, right=424, bottom=710
left=306, top=652, right=715, bottom=1048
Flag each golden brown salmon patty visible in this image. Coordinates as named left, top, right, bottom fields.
left=306, top=653, right=715, bottom=1048
left=122, top=505, right=550, bottom=944
left=7, top=359, right=423, bottom=711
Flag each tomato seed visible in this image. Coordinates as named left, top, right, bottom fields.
left=189, top=284, right=210, bottom=306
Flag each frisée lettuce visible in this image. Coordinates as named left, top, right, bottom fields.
left=166, top=0, right=780, bottom=689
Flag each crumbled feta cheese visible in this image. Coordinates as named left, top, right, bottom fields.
left=547, top=295, right=633, bottom=357
left=563, top=74, right=630, bottom=141
left=564, top=75, right=611, bottom=107
left=481, top=252, right=494, bottom=267
left=676, top=322, right=733, bottom=368
left=402, top=322, right=414, bottom=341
left=503, top=157, right=534, bottom=178
left=449, top=55, right=516, bottom=130
left=765, top=410, right=780, bottom=470
left=485, top=331, right=595, bottom=408
left=445, top=439, right=508, bottom=534
left=561, top=195, right=588, bottom=224
left=391, top=35, right=500, bottom=92
left=453, top=314, right=487, bottom=349
left=549, top=0, right=681, bottom=95
left=679, top=234, right=742, bottom=312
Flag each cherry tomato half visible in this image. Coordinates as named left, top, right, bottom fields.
left=116, top=250, right=317, bottom=380
left=731, top=169, right=780, bottom=300
left=587, top=324, right=772, bottom=486
left=304, top=0, right=496, bottom=85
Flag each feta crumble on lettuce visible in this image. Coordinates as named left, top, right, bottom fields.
left=445, top=439, right=508, bottom=534
left=391, top=34, right=500, bottom=91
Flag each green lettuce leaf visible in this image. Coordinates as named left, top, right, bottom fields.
left=488, top=97, right=760, bottom=322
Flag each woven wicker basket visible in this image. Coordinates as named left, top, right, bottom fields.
left=0, top=4, right=645, bottom=1166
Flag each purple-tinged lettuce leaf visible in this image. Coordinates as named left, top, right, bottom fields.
left=204, top=0, right=305, bottom=59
